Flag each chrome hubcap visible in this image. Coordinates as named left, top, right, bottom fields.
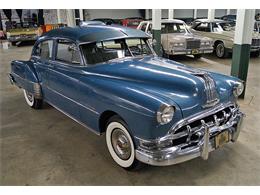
left=111, top=128, right=131, bottom=160
left=25, top=91, right=34, bottom=102
left=216, top=44, right=224, bottom=57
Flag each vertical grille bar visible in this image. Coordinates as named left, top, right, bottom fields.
left=195, top=73, right=219, bottom=107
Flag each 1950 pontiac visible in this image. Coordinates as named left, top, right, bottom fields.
left=9, top=24, right=244, bottom=170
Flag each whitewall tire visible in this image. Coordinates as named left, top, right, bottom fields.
left=105, top=116, right=143, bottom=170
left=23, top=89, right=43, bottom=109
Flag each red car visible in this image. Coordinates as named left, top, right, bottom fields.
left=121, top=17, right=143, bottom=28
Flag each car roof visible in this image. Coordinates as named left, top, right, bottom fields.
left=144, top=19, right=185, bottom=24
left=194, top=19, right=226, bottom=23
left=42, top=25, right=149, bottom=44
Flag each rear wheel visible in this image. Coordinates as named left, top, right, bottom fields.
left=105, top=115, right=143, bottom=170
left=215, top=42, right=229, bottom=58
left=251, top=50, right=260, bottom=57
left=23, top=89, right=42, bottom=109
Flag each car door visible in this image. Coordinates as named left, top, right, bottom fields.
left=46, top=39, right=83, bottom=121
left=31, top=39, right=54, bottom=97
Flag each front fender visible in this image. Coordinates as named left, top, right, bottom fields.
left=83, top=76, right=183, bottom=140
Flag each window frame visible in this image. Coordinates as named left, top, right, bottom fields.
left=31, top=39, right=55, bottom=62
left=53, top=38, right=85, bottom=67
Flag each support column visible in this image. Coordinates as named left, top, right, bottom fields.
left=226, top=9, right=231, bottom=15
left=57, top=9, right=62, bottom=23
left=208, top=9, right=215, bottom=21
left=152, top=9, right=162, bottom=56
left=66, top=9, right=76, bottom=27
left=193, top=9, right=197, bottom=19
left=79, top=9, right=84, bottom=21
left=168, top=9, right=174, bottom=19
left=145, top=9, right=149, bottom=20
left=231, top=9, right=255, bottom=98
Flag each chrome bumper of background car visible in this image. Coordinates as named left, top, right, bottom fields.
left=8, top=35, right=37, bottom=42
left=135, top=103, right=244, bottom=166
left=170, top=48, right=213, bottom=55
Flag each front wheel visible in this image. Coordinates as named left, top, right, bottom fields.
left=193, top=54, right=202, bottom=59
left=23, top=89, right=42, bottom=109
left=215, top=42, right=229, bottom=58
left=105, top=115, right=143, bottom=170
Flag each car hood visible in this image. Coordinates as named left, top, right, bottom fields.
left=167, top=33, right=212, bottom=42
left=86, top=56, right=236, bottom=117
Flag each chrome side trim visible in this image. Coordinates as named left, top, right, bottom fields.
left=9, top=73, right=42, bottom=99
left=46, top=86, right=99, bottom=115
left=45, top=100, right=101, bottom=136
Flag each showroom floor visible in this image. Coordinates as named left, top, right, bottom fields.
left=0, top=45, right=260, bottom=185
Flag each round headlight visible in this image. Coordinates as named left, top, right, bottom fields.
left=233, top=82, right=244, bottom=97
left=157, top=105, right=175, bottom=125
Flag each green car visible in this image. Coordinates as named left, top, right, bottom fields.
left=191, top=19, right=260, bottom=58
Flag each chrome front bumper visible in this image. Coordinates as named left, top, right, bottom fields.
left=135, top=103, right=244, bottom=166
left=167, top=48, right=213, bottom=55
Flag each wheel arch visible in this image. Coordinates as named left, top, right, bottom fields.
left=99, top=110, right=124, bottom=134
left=214, top=40, right=224, bottom=49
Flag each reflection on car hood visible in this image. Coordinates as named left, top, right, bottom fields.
left=86, top=56, right=236, bottom=117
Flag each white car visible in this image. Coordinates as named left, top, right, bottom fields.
left=137, top=19, right=214, bottom=59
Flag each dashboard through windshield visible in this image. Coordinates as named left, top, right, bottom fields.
left=81, top=38, right=153, bottom=65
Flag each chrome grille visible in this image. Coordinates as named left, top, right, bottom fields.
left=171, top=105, right=236, bottom=148
left=186, top=39, right=201, bottom=49
left=251, top=39, right=260, bottom=47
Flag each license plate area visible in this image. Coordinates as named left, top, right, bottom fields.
left=192, top=49, right=199, bottom=54
left=215, top=131, right=229, bottom=148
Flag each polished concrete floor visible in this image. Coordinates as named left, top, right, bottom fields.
left=0, top=45, right=260, bottom=185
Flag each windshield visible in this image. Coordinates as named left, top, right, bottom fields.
left=212, top=22, right=235, bottom=32
left=81, top=38, right=153, bottom=65
left=161, top=23, right=190, bottom=34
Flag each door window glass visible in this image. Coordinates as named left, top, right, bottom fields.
left=56, top=40, right=81, bottom=65
left=33, top=40, right=53, bottom=60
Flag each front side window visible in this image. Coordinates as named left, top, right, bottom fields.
left=56, top=39, right=81, bottom=65
left=81, top=38, right=153, bottom=65
left=33, top=40, right=53, bottom=60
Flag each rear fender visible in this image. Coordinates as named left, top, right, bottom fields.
left=10, top=60, right=42, bottom=99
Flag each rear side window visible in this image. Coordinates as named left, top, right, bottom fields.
left=33, top=40, right=53, bottom=60
left=56, top=40, right=81, bottom=65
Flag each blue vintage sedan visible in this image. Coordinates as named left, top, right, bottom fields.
left=9, top=24, right=244, bottom=170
